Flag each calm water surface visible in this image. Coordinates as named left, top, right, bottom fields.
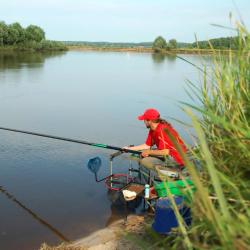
left=0, top=51, right=210, bottom=250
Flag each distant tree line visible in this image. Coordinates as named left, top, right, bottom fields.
left=63, top=36, right=244, bottom=52
left=64, top=41, right=153, bottom=48
left=0, top=21, right=67, bottom=51
left=152, top=35, right=243, bottom=52
left=190, top=36, right=241, bottom=49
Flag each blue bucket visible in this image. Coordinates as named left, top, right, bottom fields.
left=152, top=196, right=191, bottom=234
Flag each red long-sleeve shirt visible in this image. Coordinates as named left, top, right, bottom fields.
left=145, top=123, right=187, bottom=165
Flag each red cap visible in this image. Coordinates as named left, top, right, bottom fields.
left=137, top=108, right=160, bottom=120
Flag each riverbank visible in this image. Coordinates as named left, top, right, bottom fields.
left=39, top=215, right=147, bottom=250
left=0, top=45, right=235, bottom=55
left=0, top=41, right=67, bottom=52
left=67, top=46, right=153, bottom=53
left=67, top=45, right=233, bottom=54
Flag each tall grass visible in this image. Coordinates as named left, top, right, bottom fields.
left=139, top=23, right=250, bottom=250
left=169, top=23, right=250, bottom=249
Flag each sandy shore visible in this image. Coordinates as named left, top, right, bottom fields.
left=40, top=215, right=146, bottom=250
left=67, top=46, right=232, bottom=55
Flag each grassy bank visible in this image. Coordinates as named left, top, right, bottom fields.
left=67, top=45, right=152, bottom=53
left=0, top=40, right=67, bottom=52
left=67, top=45, right=237, bottom=55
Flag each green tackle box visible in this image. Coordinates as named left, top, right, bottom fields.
left=154, top=179, right=195, bottom=198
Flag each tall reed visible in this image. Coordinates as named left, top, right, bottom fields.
left=140, top=23, right=250, bottom=250
left=172, top=23, right=250, bottom=249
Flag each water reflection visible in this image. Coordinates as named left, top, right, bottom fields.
left=0, top=185, right=70, bottom=242
left=0, top=51, right=66, bottom=70
left=151, top=53, right=177, bottom=64
left=87, top=157, right=145, bottom=226
left=165, top=53, right=177, bottom=62
left=105, top=190, right=144, bottom=226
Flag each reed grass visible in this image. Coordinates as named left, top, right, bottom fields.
left=170, top=23, right=250, bottom=249
left=141, top=23, right=250, bottom=250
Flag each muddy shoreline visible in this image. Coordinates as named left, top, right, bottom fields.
left=40, top=215, right=147, bottom=250
left=67, top=46, right=233, bottom=55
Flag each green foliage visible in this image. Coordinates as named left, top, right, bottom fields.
left=192, top=36, right=240, bottom=49
left=0, top=21, right=66, bottom=51
left=38, top=40, right=67, bottom=51
left=25, top=25, right=45, bottom=42
left=9, top=22, right=26, bottom=44
left=0, top=21, right=8, bottom=46
left=153, top=36, right=167, bottom=52
left=0, top=21, right=45, bottom=45
left=150, top=36, right=241, bottom=50
left=169, top=39, right=177, bottom=49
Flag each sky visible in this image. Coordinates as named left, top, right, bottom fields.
left=1, top=0, right=250, bottom=43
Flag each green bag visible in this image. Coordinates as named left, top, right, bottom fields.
left=154, top=179, right=195, bottom=199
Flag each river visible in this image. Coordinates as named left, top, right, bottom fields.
left=0, top=50, right=210, bottom=250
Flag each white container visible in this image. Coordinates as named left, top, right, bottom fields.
left=145, top=184, right=150, bottom=199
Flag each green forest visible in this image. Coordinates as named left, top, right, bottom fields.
left=0, top=21, right=67, bottom=51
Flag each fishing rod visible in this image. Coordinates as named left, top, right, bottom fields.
left=0, top=126, right=141, bottom=155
